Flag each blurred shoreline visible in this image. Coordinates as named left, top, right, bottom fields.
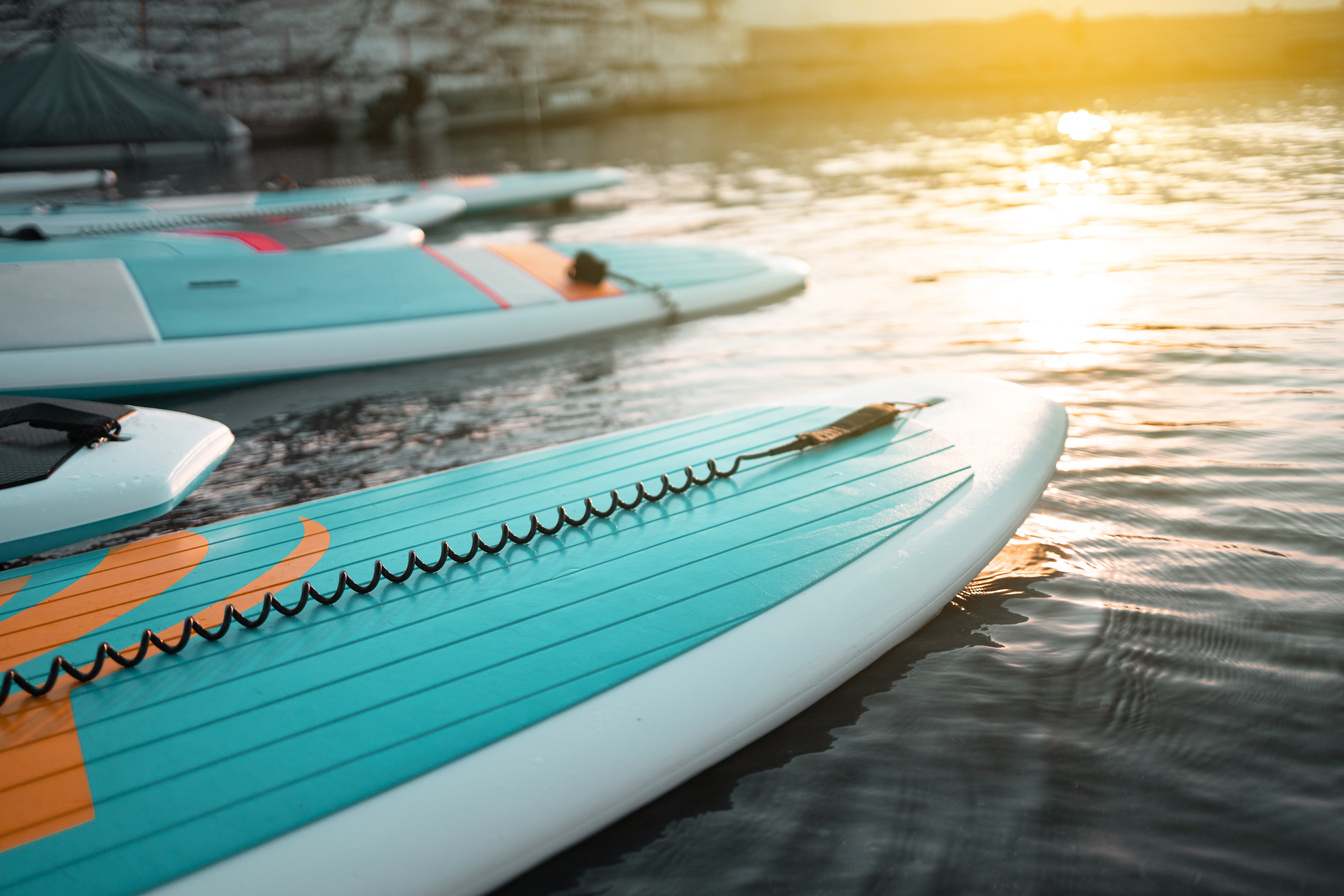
left=4, top=3, right=1342, bottom=146
left=746, top=8, right=1344, bottom=100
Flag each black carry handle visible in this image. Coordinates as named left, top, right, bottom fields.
left=738, top=401, right=938, bottom=461
left=569, top=249, right=610, bottom=285
left=0, top=401, right=124, bottom=445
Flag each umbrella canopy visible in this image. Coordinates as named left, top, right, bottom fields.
left=0, top=44, right=231, bottom=149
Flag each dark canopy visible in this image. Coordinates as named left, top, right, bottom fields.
left=0, top=44, right=230, bottom=149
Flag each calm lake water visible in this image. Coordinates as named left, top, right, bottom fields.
left=31, top=79, right=1344, bottom=893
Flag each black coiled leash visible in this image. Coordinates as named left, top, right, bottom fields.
left=0, top=401, right=931, bottom=706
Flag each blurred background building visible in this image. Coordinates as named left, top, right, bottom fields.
left=0, top=0, right=743, bottom=141
left=2, top=0, right=1341, bottom=142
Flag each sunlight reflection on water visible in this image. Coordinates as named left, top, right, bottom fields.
left=1057, top=109, right=1114, bottom=143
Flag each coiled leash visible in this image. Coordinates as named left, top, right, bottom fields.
left=0, top=400, right=932, bottom=706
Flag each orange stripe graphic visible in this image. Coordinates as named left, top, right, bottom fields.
left=0, top=533, right=207, bottom=853
left=0, top=519, right=329, bottom=853
left=0, top=533, right=209, bottom=669
left=486, top=243, right=624, bottom=302
left=0, top=695, right=92, bottom=852
left=0, top=575, right=30, bottom=613
left=450, top=174, right=496, bottom=189
left=128, top=517, right=330, bottom=660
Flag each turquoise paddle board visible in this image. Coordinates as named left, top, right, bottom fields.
left=0, top=229, right=805, bottom=399
left=0, top=374, right=1066, bottom=896
left=0, top=184, right=437, bottom=238
left=317, top=167, right=628, bottom=216
left=0, top=168, right=626, bottom=238
left=422, top=167, right=627, bottom=214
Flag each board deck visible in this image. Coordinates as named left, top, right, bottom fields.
left=0, top=238, right=807, bottom=398
left=0, top=374, right=1066, bottom=896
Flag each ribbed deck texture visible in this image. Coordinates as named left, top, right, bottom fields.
left=0, top=405, right=969, bottom=896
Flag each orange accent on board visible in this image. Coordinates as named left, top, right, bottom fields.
left=135, top=517, right=330, bottom=649
left=0, top=533, right=209, bottom=669
left=0, top=575, right=30, bottom=613
left=485, top=243, right=624, bottom=302
left=450, top=174, right=497, bottom=189
left=0, top=532, right=206, bottom=853
left=0, top=691, right=93, bottom=852
left=421, top=245, right=510, bottom=309
left=0, top=519, right=331, bottom=854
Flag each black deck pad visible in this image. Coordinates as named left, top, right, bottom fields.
left=0, top=396, right=133, bottom=490
left=204, top=217, right=389, bottom=250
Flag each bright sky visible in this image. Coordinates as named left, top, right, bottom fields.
left=730, top=0, right=1339, bottom=27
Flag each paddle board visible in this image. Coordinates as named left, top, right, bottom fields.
left=0, top=185, right=457, bottom=238
left=0, top=373, right=1066, bottom=896
left=0, top=397, right=232, bottom=563
left=0, top=232, right=807, bottom=398
left=421, top=167, right=627, bottom=214
left=317, top=167, right=628, bottom=217
left=0, top=166, right=624, bottom=237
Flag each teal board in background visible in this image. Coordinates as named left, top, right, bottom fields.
left=435, top=167, right=627, bottom=214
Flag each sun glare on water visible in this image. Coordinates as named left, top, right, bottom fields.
left=1057, top=109, right=1113, bottom=142
left=988, top=235, right=1130, bottom=369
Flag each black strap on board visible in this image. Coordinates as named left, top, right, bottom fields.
left=737, top=402, right=909, bottom=461
left=0, top=396, right=132, bottom=491
left=0, top=401, right=126, bottom=443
